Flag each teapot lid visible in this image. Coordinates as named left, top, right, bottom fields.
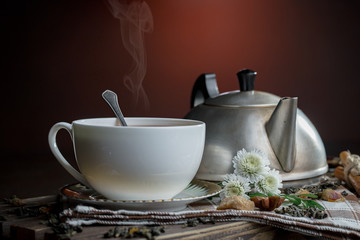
left=204, top=69, right=280, bottom=107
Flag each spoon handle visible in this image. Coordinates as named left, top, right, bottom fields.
left=102, top=90, right=128, bottom=126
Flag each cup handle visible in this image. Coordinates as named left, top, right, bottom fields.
left=48, top=122, right=90, bottom=187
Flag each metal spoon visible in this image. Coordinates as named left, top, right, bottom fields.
left=102, top=90, right=128, bottom=126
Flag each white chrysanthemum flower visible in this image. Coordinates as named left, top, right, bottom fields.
left=220, top=173, right=251, bottom=199
left=232, top=148, right=270, bottom=183
left=254, top=169, right=283, bottom=195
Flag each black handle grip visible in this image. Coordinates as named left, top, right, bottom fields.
left=237, top=69, right=257, bottom=91
left=190, top=73, right=219, bottom=108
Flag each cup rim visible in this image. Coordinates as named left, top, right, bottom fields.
left=72, top=117, right=205, bottom=129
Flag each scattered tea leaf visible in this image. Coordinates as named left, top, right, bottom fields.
left=104, top=226, right=165, bottom=239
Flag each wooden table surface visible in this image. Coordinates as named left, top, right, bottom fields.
left=0, top=195, right=316, bottom=240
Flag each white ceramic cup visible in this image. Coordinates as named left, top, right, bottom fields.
left=48, top=117, right=205, bottom=200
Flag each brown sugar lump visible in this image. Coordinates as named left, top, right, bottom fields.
left=217, top=195, right=255, bottom=211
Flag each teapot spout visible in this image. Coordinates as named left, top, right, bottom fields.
left=266, top=97, right=298, bottom=172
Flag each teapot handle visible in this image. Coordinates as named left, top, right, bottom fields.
left=190, top=73, right=219, bottom=108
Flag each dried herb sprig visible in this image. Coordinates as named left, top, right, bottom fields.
left=3, top=195, right=25, bottom=206
left=2, top=195, right=82, bottom=239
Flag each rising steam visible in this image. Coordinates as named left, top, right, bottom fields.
left=106, top=0, right=153, bottom=111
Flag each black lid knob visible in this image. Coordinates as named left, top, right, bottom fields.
left=237, top=69, right=257, bottom=91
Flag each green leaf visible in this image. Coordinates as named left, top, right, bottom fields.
left=301, top=200, right=310, bottom=209
left=303, top=200, right=325, bottom=210
left=295, top=194, right=318, bottom=199
left=282, top=195, right=302, bottom=206
left=281, top=193, right=324, bottom=210
left=248, top=192, right=267, bottom=198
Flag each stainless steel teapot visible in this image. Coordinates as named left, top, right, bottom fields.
left=185, top=69, right=328, bottom=186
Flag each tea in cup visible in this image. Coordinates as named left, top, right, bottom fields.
left=48, top=117, right=205, bottom=200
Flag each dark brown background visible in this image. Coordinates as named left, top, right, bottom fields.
left=1, top=0, right=360, bottom=198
